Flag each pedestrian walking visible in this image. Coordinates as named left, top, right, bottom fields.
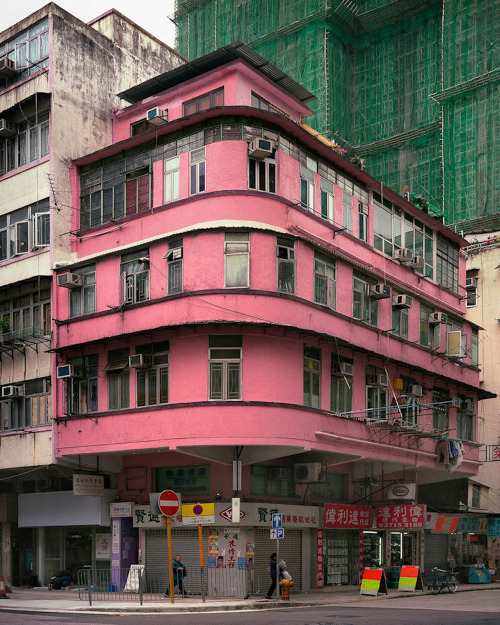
left=165, top=554, right=187, bottom=597
left=265, top=552, right=284, bottom=599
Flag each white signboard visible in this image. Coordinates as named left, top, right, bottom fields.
left=132, top=504, right=167, bottom=528
left=73, top=473, right=104, bottom=496
left=110, top=502, right=133, bottom=517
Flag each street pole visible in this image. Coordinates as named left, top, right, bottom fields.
left=198, top=524, right=206, bottom=602
left=167, top=517, right=174, bottom=603
left=276, top=537, right=280, bottom=600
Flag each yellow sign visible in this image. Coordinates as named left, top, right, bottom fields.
left=181, top=502, right=215, bottom=526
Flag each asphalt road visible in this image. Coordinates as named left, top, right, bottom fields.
left=2, top=590, right=500, bottom=625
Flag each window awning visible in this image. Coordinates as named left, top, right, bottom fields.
left=103, top=360, right=128, bottom=372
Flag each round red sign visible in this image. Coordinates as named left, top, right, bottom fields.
left=158, top=489, right=180, bottom=517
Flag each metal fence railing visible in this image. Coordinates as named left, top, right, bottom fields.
left=77, top=565, right=261, bottom=605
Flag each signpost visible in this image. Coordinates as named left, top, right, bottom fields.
left=158, top=490, right=180, bottom=604
left=271, top=513, right=282, bottom=600
left=182, top=503, right=214, bottom=602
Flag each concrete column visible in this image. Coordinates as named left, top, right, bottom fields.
left=1, top=522, right=12, bottom=590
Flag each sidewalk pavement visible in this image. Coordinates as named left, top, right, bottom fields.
left=1, top=582, right=499, bottom=614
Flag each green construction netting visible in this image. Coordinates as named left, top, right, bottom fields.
left=175, top=0, right=499, bottom=224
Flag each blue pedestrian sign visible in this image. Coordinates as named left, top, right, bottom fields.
left=270, top=528, right=284, bottom=539
left=272, top=513, right=282, bottom=528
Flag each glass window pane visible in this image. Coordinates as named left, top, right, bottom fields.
left=148, top=370, right=157, bottom=405
left=137, top=370, right=146, bottom=407
left=160, top=367, right=169, bottom=403
left=210, top=362, right=223, bottom=399
left=226, top=254, right=248, bottom=287
left=227, top=363, right=241, bottom=399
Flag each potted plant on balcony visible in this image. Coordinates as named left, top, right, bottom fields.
left=1, top=317, right=13, bottom=344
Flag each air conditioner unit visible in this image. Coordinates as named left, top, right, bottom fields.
left=392, top=294, right=413, bottom=308
left=56, top=365, right=82, bottom=379
left=378, top=374, right=388, bottom=387
left=293, top=462, right=322, bottom=483
left=409, top=384, right=423, bottom=397
left=463, top=399, right=475, bottom=413
left=146, top=107, right=168, bottom=126
left=57, top=272, right=83, bottom=288
left=0, top=56, right=17, bottom=78
left=466, top=277, right=478, bottom=289
left=128, top=354, right=152, bottom=368
left=409, top=255, right=424, bottom=269
left=429, top=312, right=447, bottom=324
left=0, top=118, right=17, bottom=137
left=1, top=385, right=23, bottom=399
left=394, top=248, right=414, bottom=263
left=451, top=397, right=462, bottom=409
left=370, top=283, right=391, bottom=299
left=340, top=362, right=354, bottom=376
left=248, top=138, right=273, bottom=159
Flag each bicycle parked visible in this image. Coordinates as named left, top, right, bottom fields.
left=428, top=567, right=458, bottom=594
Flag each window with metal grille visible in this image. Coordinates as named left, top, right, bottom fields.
left=120, top=250, right=149, bottom=305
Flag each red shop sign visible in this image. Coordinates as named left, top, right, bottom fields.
left=324, top=504, right=372, bottom=528
left=376, top=505, right=425, bottom=529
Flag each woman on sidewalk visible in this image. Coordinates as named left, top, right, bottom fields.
left=265, top=553, right=283, bottom=599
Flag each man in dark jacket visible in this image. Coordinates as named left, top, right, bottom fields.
left=265, top=552, right=281, bottom=599
left=48, top=569, right=72, bottom=590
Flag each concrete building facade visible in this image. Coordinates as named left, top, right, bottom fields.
left=0, top=3, right=183, bottom=588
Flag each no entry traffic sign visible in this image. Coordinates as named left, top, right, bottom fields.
left=158, top=489, right=180, bottom=517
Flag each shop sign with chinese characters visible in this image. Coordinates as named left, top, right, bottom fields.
left=317, top=529, right=324, bottom=588
left=132, top=504, right=169, bottom=528
left=110, top=502, right=133, bottom=517
left=376, top=505, right=425, bottom=529
left=324, top=504, right=371, bottom=528
left=254, top=504, right=319, bottom=528
left=73, top=473, right=104, bottom=496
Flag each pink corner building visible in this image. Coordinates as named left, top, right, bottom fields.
left=53, top=43, right=489, bottom=591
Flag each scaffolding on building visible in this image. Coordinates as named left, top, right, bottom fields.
left=172, top=0, right=499, bottom=225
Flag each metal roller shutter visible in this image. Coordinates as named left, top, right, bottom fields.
left=145, top=528, right=203, bottom=594
left=254, top=528, right=302, bottom=593
left=424, top=533, right=448, bottom=578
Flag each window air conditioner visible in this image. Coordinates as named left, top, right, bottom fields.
left=0, top=56, right=17, bottom=78
left=392, top=294, right=413, bottom=308
left=378, top=374, right=388, bottom=387
left=293, top=462, right=322, bottom=483
left=463, top=399, right=475, bottom=413
left=409, top=384, right=423, bottom=397
left=248, top=138, right=273, bottom=159
left=57, top=272, right=83, bottom=288
left=128, top=354, right=152, bottom=368
left=1, top=385, right=23, bottom=399
left=394, top=248, right=414, bottom=263
left=409, top=255, right=424, bottom=269
left=451, top=397, right=462, bottom=408
left=429, top=312, right=447, bottom=324
left=56, top=365, right=83, bottom=379
left=340, top=362, right=354, bottom=376
left=466, top=277, right=478, bottom=288
left=146, top=107, right=168, bottom=126
left=370, top=284, right=391, bottom=299
left=0, top=118, right=17, bottom=137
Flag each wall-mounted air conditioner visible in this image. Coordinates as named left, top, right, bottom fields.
left=409, top=255, right=424, bottom=269
left=392, top=294, right=413, bottom=308
left=0, top=118, right=17, bottom=137
left=370, top=284, right=391, bottom=299
left=463, top=399, right=475, bottom=413
left=429, top=312, right=447, bottom=324
left=409, top=384, right=423, bottom=397
left=248, top=138, right=274, bottom=159
left=340, top=362, right=354, bottom=376
left=0, top=56, right=17, bottom=78
left=394, top=248, right=413, bottom=263
left=128, top=354, right=152, bottom=368
left=56, top=365, right=83, bottom=379
left=293, top=462, right=322, bottom=483
left=378, top=374, right=388, bottom=387
left=466, top=277, right=478, bottom=288
left=57, top=272, right=83, bottom=288
left=1, top=385, right=23, bottom=399
left=451, top=397, right=462, bottom=408
left=146, top=107, right=168, bottom=126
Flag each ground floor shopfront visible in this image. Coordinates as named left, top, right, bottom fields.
left=15, top=490, right=115, bottom=586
